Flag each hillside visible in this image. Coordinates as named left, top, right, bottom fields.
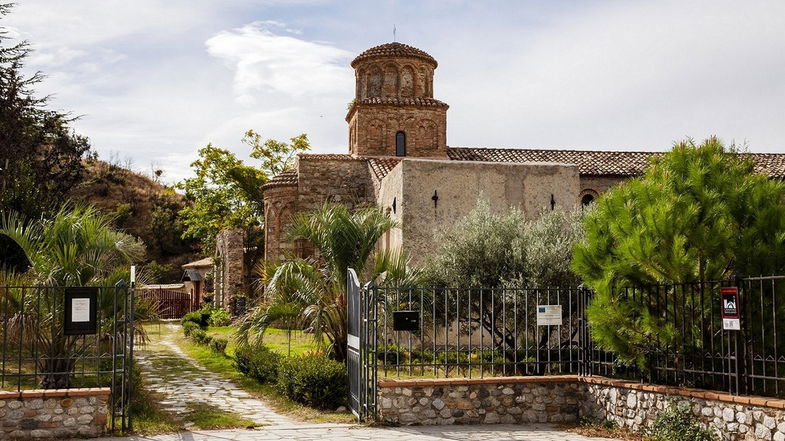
left=68, top=160, right=199, bottom=281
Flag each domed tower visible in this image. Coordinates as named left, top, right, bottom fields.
left=347, top=42, right=449, bottom=158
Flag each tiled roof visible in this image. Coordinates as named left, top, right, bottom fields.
left=448, top=147, right=785, bottom=178
left=448, top=147, right=658, bottom=176
left=355, top=97, right=448, bottom=108
left=351, top=42, right=437, bottom=68
left=298, top=153, right=362, bottom=161
left=368, top=157, right=402, bottom=180
left=182, top=257, right=213, bottom=268
left=262, top=169, right=298, bottom=189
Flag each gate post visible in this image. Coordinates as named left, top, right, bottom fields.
left=362, top=281, right=378, bottom=421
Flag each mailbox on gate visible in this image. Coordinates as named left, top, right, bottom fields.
left=393, top=311, right=419, bottom=331
left=721, top=286, right=741, bottom=331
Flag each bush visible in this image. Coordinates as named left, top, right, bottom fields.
left=209, top=338, right=228, bottom=354
left=276, top=355, right=347, bottom=409
left=182, top=321, right=199, bottom=337
left=208, top=307, right=232, bottom=327
left=189, top=329, right=212, bottom=345
left=181, top=310, right=209, bottom=329
left=645, top=403, right=719, bottom=441
left=234, top=345, right=281, bottom=384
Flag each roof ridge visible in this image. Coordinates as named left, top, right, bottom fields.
left=448, top=146, right=663, bottom=155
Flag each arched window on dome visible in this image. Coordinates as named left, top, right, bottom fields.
left=396, top=131, right=406, bottom=157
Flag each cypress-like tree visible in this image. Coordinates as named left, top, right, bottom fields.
left=573, top=137, right=785, bottom=369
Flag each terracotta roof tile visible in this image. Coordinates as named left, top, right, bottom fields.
left=368, top=157, right=402, bottom=180
left=351, top=42, right=437, bottom=68
left=262, top=169, right=298, bottom=189
left=448, top=147, right=785, bottom=178
left=447, top=147, right=657, bottom=176
left=298, top=153, right=363, bottom=161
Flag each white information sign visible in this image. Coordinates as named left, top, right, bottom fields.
left=723, top=318, right=741, bottom=331
left=71, top=298, right=91, bottom=323
left=537, top=305, right=562, bottom=326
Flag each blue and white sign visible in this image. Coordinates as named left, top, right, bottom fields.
left=537, top=305, right=562, bottom=326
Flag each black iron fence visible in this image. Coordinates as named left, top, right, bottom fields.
left=0, top=282, right=135, bottom=431
left=361, top=276, right=785, bottom=399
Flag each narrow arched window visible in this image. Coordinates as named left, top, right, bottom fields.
left=396, top=131, right=406, bottom=157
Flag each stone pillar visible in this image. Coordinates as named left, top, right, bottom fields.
left=214, top=229, right=245, bottom=308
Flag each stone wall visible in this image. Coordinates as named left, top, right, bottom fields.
left=380, top=158, right=581, bottom=264
left=581, top=378, right=785, bottom=441
left=263, top=184, right=299, bottom=262
left=348, top=104, right=448, bottom=158
left=214, top=229, right=245, bottom=307
left=0, top=388, right=109, bottom=439
left=378, top=376, right=582, bottom=426
left=378, top=376, right=785, bottom=441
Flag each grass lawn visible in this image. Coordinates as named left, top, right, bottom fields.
left=205, top=325, right=321, bottom=357
left=146, top=321, right=354, bottom=424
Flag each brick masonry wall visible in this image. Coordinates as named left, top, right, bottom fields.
left=215, top=229, right=245, bottom=307
left=378, top=376, right=785, bottom=441
left=0, top=388, right=110, bottom=439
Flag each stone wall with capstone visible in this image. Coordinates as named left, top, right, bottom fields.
left=0, top=388, right=109, bottom=439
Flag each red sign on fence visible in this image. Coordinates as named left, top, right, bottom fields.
left=720, top=286, right=740, bottom=331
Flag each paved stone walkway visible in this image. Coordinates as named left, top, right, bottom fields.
left=136, top=324, right=292, bottom=427
left=128, top=324, right=612, bottom=441
left=95, top=425, right=614, bottom=441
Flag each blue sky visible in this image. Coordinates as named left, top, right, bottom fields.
left=6, top=1, right=785, bottom=183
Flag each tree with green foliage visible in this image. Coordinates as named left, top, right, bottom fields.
left=426, top=199, right=584, bottom=287
left=0, top=206, right=147, bottom=387
left=237, top=203, right=419, bottom=362
left=573, top=137, right=785, bottom=370
left=0, top=4, right=92, bottom=270
left=176, top=130, right=309, bottom=260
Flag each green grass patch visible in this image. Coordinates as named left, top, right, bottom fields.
left=130, top=387, right=180, bottom=435
left=184, top=402, right=256, bottom=430
left=168, top=325, right=353, bottom=424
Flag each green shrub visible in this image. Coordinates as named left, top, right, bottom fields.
left=181, top=310, right=209, bottom=329
left=208, top=307, right=232, bottom=327
left=645, top=402, right=719, bottom=441
left=276, top=355, right=347, bottom=409
left=234, top=345, right=281, bottom=384
left=190, top=329, right=212, bottom=345
left=182, top=321, right=199, bottom=337
left=209, top=338, right=228, bottom=354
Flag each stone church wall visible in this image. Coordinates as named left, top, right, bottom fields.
left=348, top=105, right=448, bottom=158
left=380, top=159, right=580, bottom=265
left=296, top=156, right=375, bottom=212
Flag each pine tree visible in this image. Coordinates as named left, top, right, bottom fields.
left=573, top=137, right=785, bottom=369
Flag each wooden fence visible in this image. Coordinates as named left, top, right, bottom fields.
left=138, top=289, right=193, bottom=319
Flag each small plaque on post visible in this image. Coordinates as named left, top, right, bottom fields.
left=721, top=287, right=741, bottom=331
left=393, top=311, right=419, bottom=331
left=64, top=287, right=98, bottom=335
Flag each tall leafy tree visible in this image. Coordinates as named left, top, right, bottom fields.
left=236, top=203, right=418, bottom=362
left=573, top=137, right=785, bottom=369
left=0, top=4, right=92, bottom=269
left=176, top=130, right=309, bottom=258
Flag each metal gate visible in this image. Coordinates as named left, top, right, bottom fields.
left=346, top=269, right=377, bottom=421
left=0, top=281, right=135, bottom=432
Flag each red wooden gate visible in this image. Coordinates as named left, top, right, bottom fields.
left=139, top=289, right=193, bottom=319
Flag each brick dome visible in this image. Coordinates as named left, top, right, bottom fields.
left=351, top=42, right=437, bottom=68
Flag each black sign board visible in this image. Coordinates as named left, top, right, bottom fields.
left=393, top=311, right=419, bottom=331
left=64, top=287, right=98, bottom=335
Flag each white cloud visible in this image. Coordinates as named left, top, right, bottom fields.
left=205, top=22, right=354, bottom=104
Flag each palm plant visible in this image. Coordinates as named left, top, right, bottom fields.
left=237, top=203, right=421, bottom=362
left=0, top=206, right=145, bottom=388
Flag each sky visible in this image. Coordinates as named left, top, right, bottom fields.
left=5, top=0, right=785, bottom=184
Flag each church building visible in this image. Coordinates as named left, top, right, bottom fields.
left=261, top=42, right=785, bottom=265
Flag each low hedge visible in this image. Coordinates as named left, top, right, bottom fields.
left=276, top=355, right=347, bottom=409
left=181, top=310, right=210, bottom=329
left=234, top=344, right=281, bottom=384
left=209, top=337, right=228, bottom=354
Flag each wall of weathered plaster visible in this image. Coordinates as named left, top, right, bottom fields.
left=378, top=376, right=785, bottom=441
left=579, top=175, right=626, bottom=196
left=377, top=161, right=403, bottom=253
left=0, top=388, right=109, bottom=439
left=377, top=158, right=580, bottom=264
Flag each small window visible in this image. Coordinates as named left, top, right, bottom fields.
left=396, top=131, right=406, bottom=157
left=581, top=193, right=595, bottom=206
